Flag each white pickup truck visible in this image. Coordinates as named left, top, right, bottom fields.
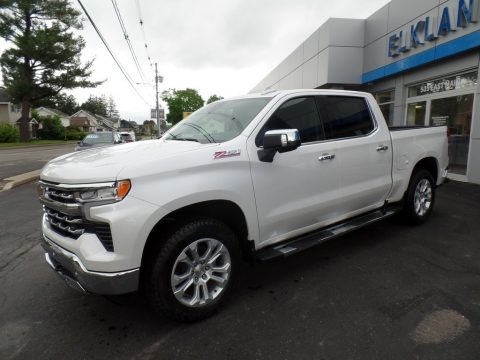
left=38, top=89, right=448, bottom=321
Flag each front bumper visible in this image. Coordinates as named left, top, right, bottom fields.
left=41, top=235, right=140, bottom=295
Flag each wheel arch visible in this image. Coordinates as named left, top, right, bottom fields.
left=410, top=156, right=439, bottom=185
left=141, top=200, right=254, bottom=272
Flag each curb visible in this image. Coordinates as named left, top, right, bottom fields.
left=0, top=169, right=41, bottom=192
left=0, top=142, right=77, bottom=151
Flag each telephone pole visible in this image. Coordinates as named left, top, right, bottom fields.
left=155, top=62, right=160, bottom=137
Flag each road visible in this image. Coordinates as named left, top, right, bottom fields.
left=1, top=181, right=480, bottom=359
left=0, top=144, right=75, bottom=180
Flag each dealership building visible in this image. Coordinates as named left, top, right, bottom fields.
left=251, top=0, right=480, bottom=184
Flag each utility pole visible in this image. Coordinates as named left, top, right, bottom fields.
left=155, top=62, right=160, bottom=137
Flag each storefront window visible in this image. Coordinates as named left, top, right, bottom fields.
left=408, top=71, right=477, bottom=98
left=430, top=94, right=473, bottom=175
left=375, top=90, right=395, bottom=125
left=406, top=101, right=426, bottom=126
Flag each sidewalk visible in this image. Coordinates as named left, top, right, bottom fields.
left=0, top=169, right=41, bottom=192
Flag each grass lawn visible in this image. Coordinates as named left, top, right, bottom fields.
left=0, top=139, right=77, bottom=148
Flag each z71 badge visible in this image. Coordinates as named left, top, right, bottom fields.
left=213, top=149, right=241, bottom=159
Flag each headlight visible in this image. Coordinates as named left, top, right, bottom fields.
left=74, top=180, right=131, bottom=204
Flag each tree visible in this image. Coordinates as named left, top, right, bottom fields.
left=143, top=119, right=155, bottom=135
left=161, top=88, right=204, bottom=125
left=0, top=0, right=102, bottom=141
left=81, top=95, right=108, bottom=116
left=206, top=94, right=224, bottom=104
left=107, top=95, right=119, bottom=119
left=32, top=109, right=64, bottom=140
left=34, top=92, right=79, bottom=115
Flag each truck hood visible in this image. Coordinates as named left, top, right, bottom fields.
left=41, top=140, right=215, bottom=183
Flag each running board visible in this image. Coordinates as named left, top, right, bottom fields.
left=256, top=209, right=397, bottom=261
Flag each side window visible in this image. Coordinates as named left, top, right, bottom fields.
left=317, top=96, right=375, bottom=140
left=256, top=97, right=324, bottom=146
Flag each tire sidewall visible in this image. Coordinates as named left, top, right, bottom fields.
left=406, top=169, right=435, bottom=225
left=148, top=218, right=239, bottom=321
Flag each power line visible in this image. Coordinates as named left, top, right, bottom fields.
left=111, top=0, right=146, bottom=83
left=77, top=0, right=152, bottom=107
left=135, top=0, right=154, bottom=69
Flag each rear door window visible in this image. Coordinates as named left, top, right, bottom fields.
left=316, top=96, right=375, bottom=140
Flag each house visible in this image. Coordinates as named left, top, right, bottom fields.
left=94, top=114, right=117, bottom=131
left=0, top=88, right=22, bottom=126
left=35, top=107, right=70, bottom=127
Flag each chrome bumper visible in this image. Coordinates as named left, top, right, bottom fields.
left=41, top=235, right=139, bottom=295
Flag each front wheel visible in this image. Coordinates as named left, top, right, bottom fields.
left=145, top=218, right=239, bottom=322
left=404, top=169, right=435, bottom=225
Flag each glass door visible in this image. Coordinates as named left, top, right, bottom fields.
left=430, top=94, right=473, bottom=175
left=405, top=70, right=477, bottom=175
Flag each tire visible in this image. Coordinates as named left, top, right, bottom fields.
left=145, top=218, right=239, bottom=322
left=404, top=169, right=436, bottom=225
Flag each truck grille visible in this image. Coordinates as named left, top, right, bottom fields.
left=40, top=181, right=114, bottom=252
left=44, top=206, right=84, bottom=237
left=44, top=188, right=76, bottom=204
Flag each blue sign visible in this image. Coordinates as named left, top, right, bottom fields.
left=388, top=0, right=479, bottom=57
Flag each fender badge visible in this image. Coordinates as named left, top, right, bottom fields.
left=213, top=149, right=241, bottom=159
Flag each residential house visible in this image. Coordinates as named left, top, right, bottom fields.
left=0, top=88, right=21, bottom=126
left=70, top=110, right=119, bottom=133
left=35, top=107, right=70, bottom=127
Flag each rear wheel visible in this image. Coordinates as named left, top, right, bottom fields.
left=146, top=218, right=239, bottom=322
left=404, top=169, right=435, bottom=225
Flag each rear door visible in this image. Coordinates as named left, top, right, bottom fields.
left=316, top=94, right=392, bottom=215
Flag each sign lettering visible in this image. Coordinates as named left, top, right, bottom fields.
left=388, top=0, right=479, bottom=57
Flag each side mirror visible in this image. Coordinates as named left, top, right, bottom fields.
left=258, top=129, right=301, bottom=162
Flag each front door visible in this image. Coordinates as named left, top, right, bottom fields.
left=247, top=95, right=341, bottom=249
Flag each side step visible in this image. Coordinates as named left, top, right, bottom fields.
left=256, top=208, right=397, bottom=261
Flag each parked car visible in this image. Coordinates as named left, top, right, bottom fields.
left=38, top=89, right=448, bottom=322
left=75, top=131, right=123, bottom=151
left=119, top=131, right=136, bottom=142
left=120, top=133, right=134, bottom=143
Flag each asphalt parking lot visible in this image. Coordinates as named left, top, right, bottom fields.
left=1, top=180, right=480, bottom=360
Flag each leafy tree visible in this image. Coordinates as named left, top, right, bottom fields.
left=0, top=0, right=102, bottom=141
left=206, top=94, right=224, bottom=104
left=143, top=119, right=156, bottom=135
left=107, top=95, right=119, bottom=119
left=81, top=94, right=108, bottom=116
left=161, top=88, right=204, bottom=125
left=32, top=109, right=64, bottom=140
left=34, top=92, right=79, bottom=115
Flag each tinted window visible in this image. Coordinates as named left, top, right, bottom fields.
left=256, top=97, right=324, bottom=146
left=317, top=96, right=374, bottom=140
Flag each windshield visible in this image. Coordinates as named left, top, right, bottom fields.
left=163, top=97, right=272, bottom=144
left=82, top=133, right=113, bottom=145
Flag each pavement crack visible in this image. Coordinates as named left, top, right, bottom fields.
left=0, top=242, right=39, bottom=275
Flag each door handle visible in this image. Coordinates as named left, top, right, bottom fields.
left=376, top=145, right=389, bottom=151
left=318, top=153, right=335, bottom=161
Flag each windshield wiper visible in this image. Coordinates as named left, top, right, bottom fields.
left=166, top=133, right=200, bottom=142
left=182, top=123, right=216, bottom=143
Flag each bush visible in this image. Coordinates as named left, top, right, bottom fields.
left=0, top=123, right=20, bottom=142
left=65, top=127, right=86, bottom=141
left=38, top=115, right=64, bottom=140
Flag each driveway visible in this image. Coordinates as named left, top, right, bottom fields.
left=1, top=181, right=479, bottom=359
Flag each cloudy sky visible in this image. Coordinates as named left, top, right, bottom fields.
left=0, top=0, right=390, bottom=123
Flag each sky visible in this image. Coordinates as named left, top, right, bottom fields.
left=0, top=0, right=391, bottom=123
